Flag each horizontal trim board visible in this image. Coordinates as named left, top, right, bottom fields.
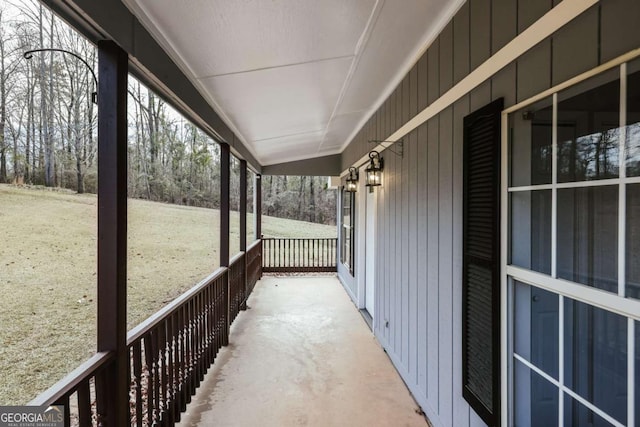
left=507, top=175, right=640, bottom=192
left=505, top=265, right=640, bottom=321
left=262, top=154, right=342, bottom=176
left=503, top=47, right=640, bottom=114
left=341, top=0, right=598, bottom=176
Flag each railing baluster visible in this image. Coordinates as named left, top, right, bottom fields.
left=133, top=341, right=143, bottom=427
left=195, top=292, right=202, bottom=385
left=327, top=238, right=329, bottom=267
left=77, top=380, right=91, bottom=427
left=179, top=306, right=187, bottom=412
left=194, top=294, right=202, bottom=386
left=143, top=333, right=154, bottom=425
left=166, top=314, right=175, bottom=426
left=186, top=300, right=193, bottom=403
left=215, top=278, right=221, bottom=356
left=54, top=396, right=70, bottom=427
left=153, top=329, right=161, bottom=424
left=159, top=323, right=167, bottom=423
left=207, top=284, right=214, bottom=366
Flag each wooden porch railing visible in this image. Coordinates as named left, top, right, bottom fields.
left=229, top=252, right=246, bottom=324
left=262, top=237, right=337, bottom=273
left=29, top=241, right=263, bottom=427
left=246, top=240, right=262, bottom=298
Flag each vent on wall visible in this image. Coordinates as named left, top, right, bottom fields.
left=462, top=98, right=503, bottom=427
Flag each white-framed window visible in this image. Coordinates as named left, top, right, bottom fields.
left=503, top=55, right=640, bottom=427
left=341, top=188, right=355, bottom=275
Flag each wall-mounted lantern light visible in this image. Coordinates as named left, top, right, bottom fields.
left=345, top=167, right=359, bottom=192
left=365, top=150, right=383, bottom=189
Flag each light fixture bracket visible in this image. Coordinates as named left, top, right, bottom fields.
left=24, top=48, right=98, bottom=104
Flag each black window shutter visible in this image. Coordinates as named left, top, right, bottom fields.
left=462, top=98, right=503, bottom=427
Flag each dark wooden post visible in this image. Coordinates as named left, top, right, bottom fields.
left=255, top=174, right=262, bottom=278
left=96, top=40, right=128, bottom=427
left=240, top=160, right=247, bottom=252
left=239, top=160, right=247, bottom=310
left=220, top=143, right=230, bottom=345
left=220, top=144, right=230, bottom=268
left=255, top=174, right=262, bottom=239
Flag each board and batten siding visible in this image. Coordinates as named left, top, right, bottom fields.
left=337, top=0, right=640, bottom=426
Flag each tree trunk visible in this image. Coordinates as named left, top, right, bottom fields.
left=0, top=22, right=6, bottom=184
left=25, top=66, right=32, bottom=183
left=39, top=5, right=54, bottom=187
left=297, top=176, right=305, bottom=219
left=309, top=178, right=316, bottom=223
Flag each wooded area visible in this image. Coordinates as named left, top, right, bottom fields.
left=0, top=0, right=336, bottom=225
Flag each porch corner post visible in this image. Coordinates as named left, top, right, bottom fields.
left=220, top=143, right=230, bottom=345
left=255, top=174, right=262, bottom=240
left=239, top=160, right=247, bottom=310
left=255, top=174, right=262, bottom=278
left=96, top=40, right=128, bottom=427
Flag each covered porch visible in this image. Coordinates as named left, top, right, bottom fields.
left=177, top=275, right=425, bottom=427
left=16, top=0, right=640, bottom=426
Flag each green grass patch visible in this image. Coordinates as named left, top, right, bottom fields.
left=0, top=184, right=335, bottom=404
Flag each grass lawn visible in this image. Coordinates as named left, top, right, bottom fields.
left=0, top=184, right=336, bottom=404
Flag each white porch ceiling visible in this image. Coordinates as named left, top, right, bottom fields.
left=124, top=0, right=463, bottom=166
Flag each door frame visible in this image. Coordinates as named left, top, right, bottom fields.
left=356, top=163, right=377, bottom=318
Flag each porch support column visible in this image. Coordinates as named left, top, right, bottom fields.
left=220, top=143, right=230, bottom=345
left=220, top=143, right=230, bottom=268
left=239, top=160, right=247, bottom=310
left=255, top=174, right=262, bottom=239
left=255, top=174, right=262, bottom=278
left=96, top=40, right=128, bottom=427
left=240, top=160, right=247, bottom=253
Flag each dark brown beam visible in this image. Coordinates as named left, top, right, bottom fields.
left=255, top=174, right=262, bottom=239
left=262, top=153, right=341, bottom=176
left=239, top=160, right=248, bottom=311
left=96, top=40, right=128, bottom=427
left=220, top=143, right=230, bottom=267
left=220, top=144, right=230, bottom=345
left=240, top=160, right=247, bottom=252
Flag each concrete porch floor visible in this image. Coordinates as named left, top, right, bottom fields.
left=177, top=275, right=428, bottom=427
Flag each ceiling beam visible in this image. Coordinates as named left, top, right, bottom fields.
left=262, top=154, right=342, bottom=176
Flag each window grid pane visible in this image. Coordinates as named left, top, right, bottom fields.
left=508, top=61, right=640, bottom=427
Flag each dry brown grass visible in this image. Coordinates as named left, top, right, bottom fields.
left=0, top=184, right=335, bottom=404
